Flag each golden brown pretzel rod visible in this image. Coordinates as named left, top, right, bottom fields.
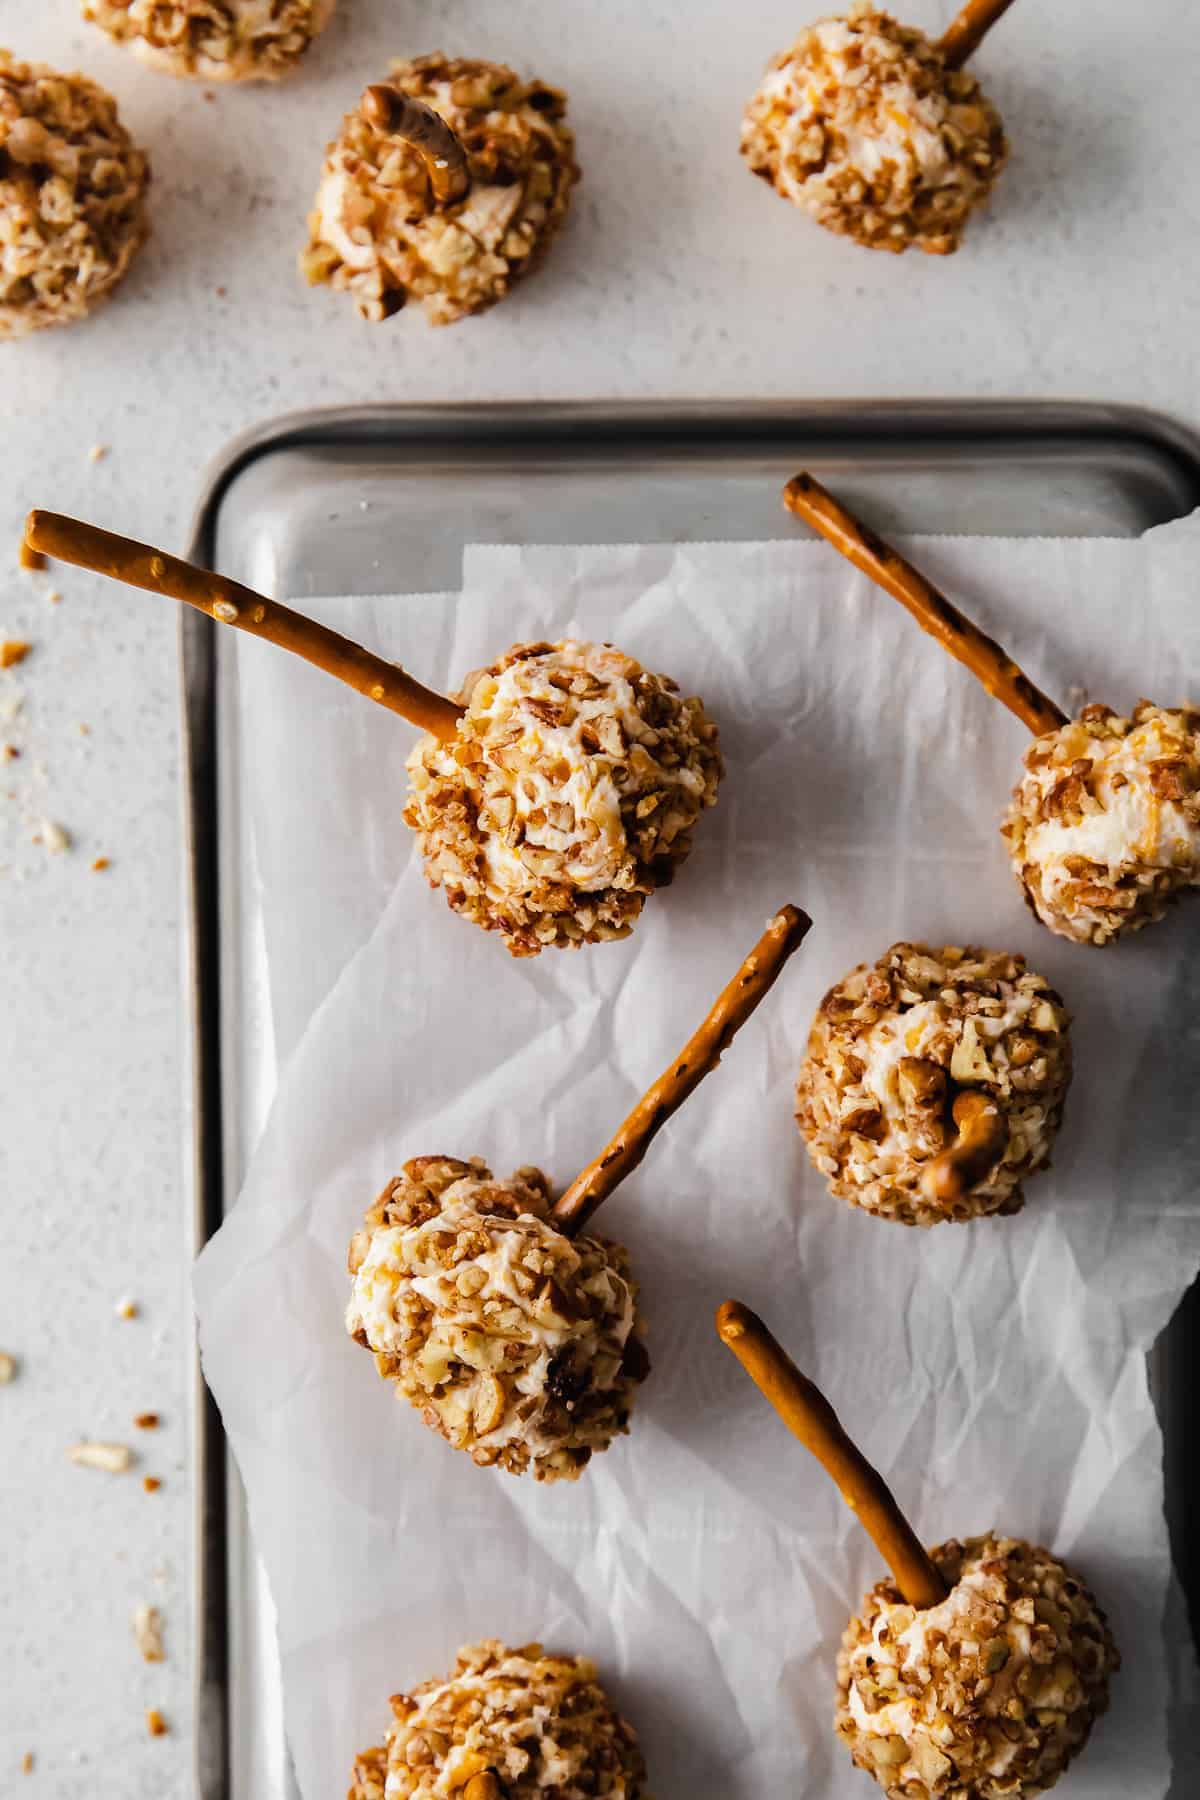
left=716, top=1301, right=948, bottom=1610
left=362, top=85, right=471, bottom=205
left=553, top=906, right=812, bottom=1236
left=23, top=510, right=464, bottom=743
left=782, top=472, right=1067, bottom=739
left=938, top=0, right=1020, bottom=69
left=922, top=1089, right=1007, bottom=1206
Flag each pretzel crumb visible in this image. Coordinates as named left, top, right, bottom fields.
left=18, top=543, right=46, bottom=573
left=47, top=590, right=62, bottom=606
left=88, top=444, right=109, bottom=463
left=1, top=745, right=18, bottom=761
left=133, top=1604, right=165, bottom=1662
left=146, top=1708, right=168, bottom=1737
left=143, top=1475, right=162, bottom=1493
left=115, top=1296, right=138, bottom=1319
left=91, top=856, right=111, bottom=872
left=1, top=641, right=31, bottom=668
left=0, top=1351, right=17, bottom=1383
left=21, top=1752, right=33, bottom=1774
left=134, top=1411, right=160, bottom=1430
left=69, top=1440, right=133, bottom=1473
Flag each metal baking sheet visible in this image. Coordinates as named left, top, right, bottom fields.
left=182, top=401, right=1200, bottom=1800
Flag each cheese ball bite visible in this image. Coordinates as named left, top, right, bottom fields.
left=346, top=1158, right=648, bottom=1483
left=404, top=640, right=722, bottom=957
left=0, top=52, right=150, bottom=338
left=836, top=1533, right=1120, bottom=1799
left=741, top=4, right=1007, bottom=254
left=350, top=1640, right=650, bottom=1800
left=81, top=0, right=336, bottom=82
left=303, top=54, right=579, bottom=325
left=1003, top=701, right=1200, bottom=946
left=796, top=944, right=1071, bottom=1225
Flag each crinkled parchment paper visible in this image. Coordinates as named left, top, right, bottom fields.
left=196, top=522, right=1200, bottom=1799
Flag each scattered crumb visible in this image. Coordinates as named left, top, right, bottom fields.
left=203, top=90, right=216, bottom=102
left=1, top=640, right=31, bottom=669
left=79, top=723, right=91, bottom=736
left=134, top=1412, right=160, bottom=1430
left=88, top=444, right=109, bottom=464
left=115, top=1296, right=138, bottom=1319
left=146, top=1709, right=168, bottom=1738
left=2, top=744, right=20, bottom=761
left=18, top=542, right=46, bottom=573
left=143, top=1475, right=162, bottom=1494
left=47, top=589, right=62, bottom=606
left=133, top=1605, right=165, bottom=1663
left=40, top=820, right=70, bottom=854
left=68, top=1441, right=134, bottom=1473
left=91, top=856, right=111, bottom=872
left=215, top=285, right=227, bottom=298
left=21, top=1751, right=33, bottom=1775
left=0, top=1351, right=17, bottom=1383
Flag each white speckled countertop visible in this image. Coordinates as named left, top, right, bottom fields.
left=1, top=1, right=1197, bottom=1793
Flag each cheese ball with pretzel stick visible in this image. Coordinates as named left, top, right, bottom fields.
left=405, top=640, right=722, bottom=958
left=0, top=53, right=150, bottom=338
left=796, top=943, right=1072, bottom=1226
left=836, top=1534, right=1120, bottom=1799
left=303, top=54, right=579, bottom=325
left=347, top=910, right=809, bottom=1480
left=81, top=0, right=337, bottom=82
left=740, top=3, right=1008, bottom=255
left=1003, top=701, right=1200, bottom=946
left=349, top=1640, right=650, bottom=1800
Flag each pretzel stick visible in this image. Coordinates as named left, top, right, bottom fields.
left=716, top=1302, right=948, bottom=1610
left=921, top=1089, right=1007, bottom=1206
left=782, top=473, right=1067, bottom=738
left=362, top=85, right=471, bottom=205
left=23, top=511, right=463, bottom=742
left=553, top=906, right=812, bottom=1235
left=938, top=0, right=1019, bottom=69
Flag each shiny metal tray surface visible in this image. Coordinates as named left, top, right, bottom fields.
left=183, top=402, right=1200, bottom=1800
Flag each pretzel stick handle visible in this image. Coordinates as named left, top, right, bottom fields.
left=938, top=0, right=1019, bottom=69
left=24, top=511, right=463, bottom=742
left=362, top=85, right=471, bottom=204
left=553, top=905, right=812, bottom=1234
left=921, top=1089, right=1007, bottom=1206
left=782, top=473, right=1067, bottom=738
left=716, top=1302, right=948, bottom=1610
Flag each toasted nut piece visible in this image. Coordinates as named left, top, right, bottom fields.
left=146, top=1709, right=168, bottom=1737
left=472, top=1374, right=506, bottom=1437
left=133, top=1412, right=160, bottom=1430
left=69, top=1440, right=133, bottom=1473
left=133, top=1605, right=165, bottom=1663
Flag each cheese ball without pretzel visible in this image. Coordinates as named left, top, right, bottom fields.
left=0, top=53, right=150, bottom=338
left=346, top=1158, right=648, bottom=1482
left=350, top=1640, right=650, bottom=1800
left=796, top=944, right=1071, bottom=1226
left=1003, top=701, right=1200, bottom=946
left=404, top=640, right=722, bottom=957
left=81, top=0, right=337, bottom=83
left=836, top=1534, right=1119, bottom=1799
left=741, top=4, right=1007, bottom=254
left=303, top=54, right=579, bottom=325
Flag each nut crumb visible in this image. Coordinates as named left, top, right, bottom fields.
left=115, top=1296, right=138, bottom=1319
left=134, top=1411, right=160, bottom=1430
left=18, top=542, right=46, bottom=573
left=91, top=856, right=111, bottom=872
left=0, top=1351, right=17, bottom=1383
left=40, top=820, right=70, bottom=853
left=143, top=1475, right=162, bottom=1493
left=69, top=1440, right=133, bottom=1473
left=88, top=444, right=109, bottom=463
left=133, top=1604, right=165, bottom=1662
left=1, top=745, right=18, bottom=761
left=146, top=1709, right=168, bottom=1738
left=1, top=640, right=31, bottom=669
left=21, top=1751, right=33, bottom=1775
